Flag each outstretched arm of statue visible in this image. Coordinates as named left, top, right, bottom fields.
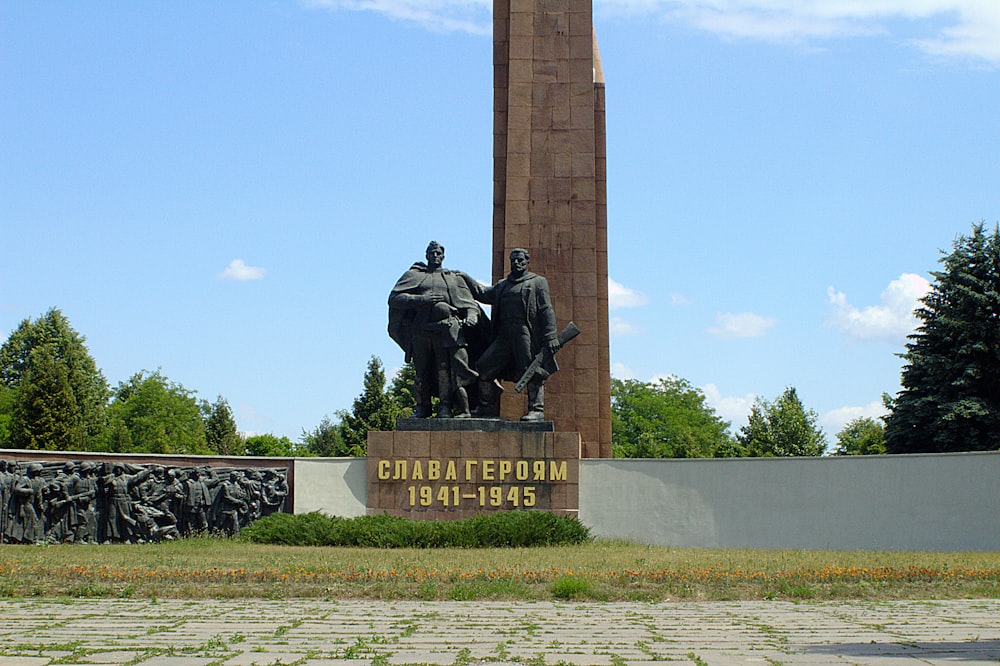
left=452, top=271, right=494, bottom=304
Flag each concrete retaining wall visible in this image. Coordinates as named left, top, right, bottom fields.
left=578, top=452, right=1000, bottom=551
left=292, top=452, right=1000, bottom=551
left=6, top=449, right=995, bottom=550
left=293, top=458, right=367, bottom=517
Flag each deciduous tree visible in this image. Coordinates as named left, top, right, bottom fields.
left=737, top=387, right=827, bottom=457
left=833, top=416, right=887, bottom=456
left=245, top=433, right=296, bottom=457
left=105, top=370, right=209, bottom=455
left=300, top=415, right=343, bottom=457
left=885, top=223, right=1000, bottom=453
left=611, top=377, right=735, bottom=458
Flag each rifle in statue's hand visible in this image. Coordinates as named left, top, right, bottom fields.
left=514, top=322, right=581, bottom=393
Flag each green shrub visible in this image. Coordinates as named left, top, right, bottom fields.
left=240, top=511, right=591, bottom=548
left=550, top=575, right=591, bottom=600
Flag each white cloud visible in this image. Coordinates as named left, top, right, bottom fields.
left=610, top=316, right=643, bottom=337
left=669, top=293, right=693, bottom=306
left=702, top=383, right=755, bottom=430
left=708, top=311, right=776, bottom=339
left=306, top=0, right=1000, bottom=65
left=305, top=0, right=491, bottom=34
left=611, top=361, right=636, bottom=378
left=219, top=259, right=266, bottom=281
left=608, top=278, right=648, bottom=310
left=915, top=2, right=1000, bottom=63
left=820, top=399, right=889, bottom=435
left=598, top=0, right=1000, bottom=66
left=827, top=273, right=930, bottom=342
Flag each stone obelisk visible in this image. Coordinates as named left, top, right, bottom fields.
left=493, top=0, right=611, bottom=458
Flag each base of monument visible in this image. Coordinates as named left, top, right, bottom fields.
left=395, top=417, right=554, bottom=433
left=367, top=429, right=580, bottom=520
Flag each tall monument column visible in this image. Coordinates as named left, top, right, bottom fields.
left=493, top=0, right=612, bottom=458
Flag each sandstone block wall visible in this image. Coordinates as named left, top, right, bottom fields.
left=494, top=0, right=611, bottom=458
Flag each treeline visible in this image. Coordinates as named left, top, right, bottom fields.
left=612, top=223, right=1000, bottom=458
left=4, top=224, right=999, bottom=459
left=0, top=309, right=348, bottom=457
left=611, top=378, right=885, bottom=458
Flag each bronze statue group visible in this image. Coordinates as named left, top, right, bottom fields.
left=0, top=459, right=288, bottom=545
left=389, top=242, right=569, bottom=421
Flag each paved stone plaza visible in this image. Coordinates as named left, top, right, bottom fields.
left=1, top=598, right=998, bottom=665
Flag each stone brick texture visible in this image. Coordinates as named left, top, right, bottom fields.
left=366, top=430, right=581, bottom=519
left=494, top=0, right=611, bottom=458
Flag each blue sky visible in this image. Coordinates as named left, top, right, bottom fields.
left=3, top=1, right=999, bottom=443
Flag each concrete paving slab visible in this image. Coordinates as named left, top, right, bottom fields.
left=386, top=651, right=459, bottom=664
left=222, top=652, right=306, bottom=665
left=74, top=651, right=142, bottom=664
left=1, top=599, right=999, bottom=665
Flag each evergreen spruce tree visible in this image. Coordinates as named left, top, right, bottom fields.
left=205, top=395, right=242, bottom=456
left=885, top=223, right=1000, bottom=453
left=0, top=384, right=12, bottom=446
left=0, top=308, right=108, bottom=450
left=386, top=363, right=417, bottom=416
left=11, top=345, right=84, bottom=450
left=338, top=356, right=402, bottom=456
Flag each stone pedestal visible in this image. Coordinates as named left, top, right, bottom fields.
left=367, top=425, right=581, bottom=519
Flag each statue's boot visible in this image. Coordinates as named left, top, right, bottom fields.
left=521, top=380, right=545, bottom=421
left=471, top=379, right=503, bottom=418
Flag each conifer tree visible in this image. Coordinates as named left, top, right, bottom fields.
left=338, top=356, right=402, bottom=456
left=11, top=344, right=84, bottom=450
left=0, top=308, right=108, bottom=450
left=205, top=395, right=242, bottom=456
left=885, top=223, right=1000, bottom=453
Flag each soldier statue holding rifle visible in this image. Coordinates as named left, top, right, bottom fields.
left=459, top=248, right=577, bottom=421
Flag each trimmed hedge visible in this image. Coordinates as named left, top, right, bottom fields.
left=240, top=511, right=591, bottom=548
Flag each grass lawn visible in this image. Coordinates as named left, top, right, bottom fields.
left=1, top=538, right=998, bottom=601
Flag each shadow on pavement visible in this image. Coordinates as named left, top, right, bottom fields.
left=803, top=639, right=1000, bottom=661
